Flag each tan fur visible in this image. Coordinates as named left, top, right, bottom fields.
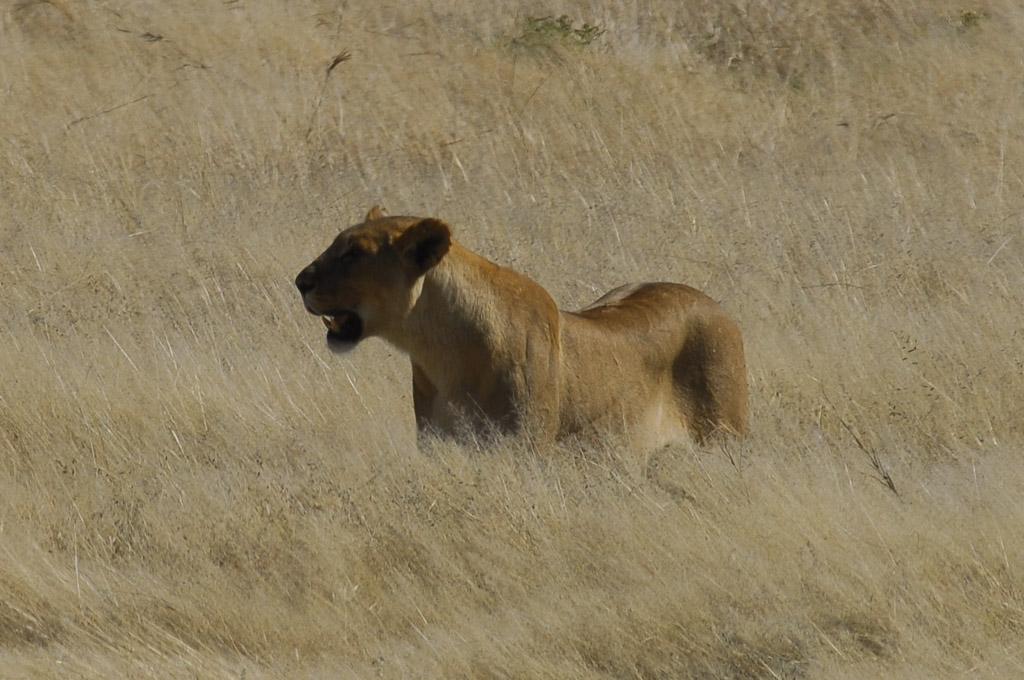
left=295, top=208, right=748, bottom=447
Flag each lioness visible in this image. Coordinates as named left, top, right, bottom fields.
left=295, top=207, right=748, bottom=447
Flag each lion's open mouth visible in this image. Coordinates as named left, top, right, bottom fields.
left=322, top=311, right=364, bottom=345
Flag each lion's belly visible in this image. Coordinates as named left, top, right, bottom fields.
left=557, top=373, right=687, bottom=447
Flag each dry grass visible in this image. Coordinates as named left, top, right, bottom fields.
left=2, top=0, right=1024, bottom=677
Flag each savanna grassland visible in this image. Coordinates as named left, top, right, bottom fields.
left=2, top=1, right=1024, bottom=677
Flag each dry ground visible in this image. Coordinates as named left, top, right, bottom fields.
left=2, top=1, right=1023, bottom=677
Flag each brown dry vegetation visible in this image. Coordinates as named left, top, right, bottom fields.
left=1, top=0, right=1023, bottom=677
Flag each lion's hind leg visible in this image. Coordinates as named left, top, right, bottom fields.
left=672, top=314, right=749, bottom=442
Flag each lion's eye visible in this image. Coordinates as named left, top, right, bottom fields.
left=340, top=247, right=363, bottom=264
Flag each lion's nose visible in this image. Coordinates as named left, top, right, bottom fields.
left=295, top=264, right=316, bottom=295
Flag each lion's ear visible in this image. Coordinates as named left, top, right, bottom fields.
left=395, top=218, right=452, bottom=275
left=365, top=205, right=388, bottom=221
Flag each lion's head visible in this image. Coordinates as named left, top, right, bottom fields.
left=295, top=206, right=452, bottom=353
